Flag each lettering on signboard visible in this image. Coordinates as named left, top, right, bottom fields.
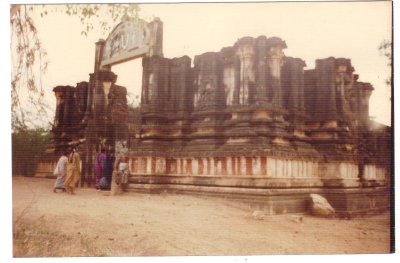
left=101, top=20, right=151, bottom=66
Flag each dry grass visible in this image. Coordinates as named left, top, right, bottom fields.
left=13, top=215, right=95, bottom=257
left=13, top=215, right=160, bottom=257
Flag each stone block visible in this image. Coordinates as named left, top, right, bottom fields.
left=309, top=193, right=335, bottom=217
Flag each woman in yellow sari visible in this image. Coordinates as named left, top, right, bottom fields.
left=64, top=146, right=81, bottom=194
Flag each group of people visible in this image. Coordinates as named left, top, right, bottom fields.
left=53, top=146, right=130, bottom=193
left=94, top=149, right=115, bottom=190
left=94, top=149, right=129, bottom=190
left=53, top=146, right=81, bottom=194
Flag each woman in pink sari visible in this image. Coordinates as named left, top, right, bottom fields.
left=94, top=149, right=106, bottom=190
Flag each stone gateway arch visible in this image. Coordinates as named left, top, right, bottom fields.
left=38, top=18, right=391, bottom=217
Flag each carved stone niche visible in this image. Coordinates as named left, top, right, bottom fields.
left=334, top=58, right=355, bottom=122
left=265, top=37, right=287, bottom=107
left=220, top=47, right=235, bottom=106
left=141, top=56, right=170, bottom=110
left=281, top=57, right=307, bottom=136
left=234, top=37, right=256, bottom=105
left=193, top=52, right=223, bottom=110
left=254, top=36, right=268, bottom=103
left=168, top=56, right=193, bottom=113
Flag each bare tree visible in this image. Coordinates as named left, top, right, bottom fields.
left=378, top=39, right=392, bottom=87
left=11, top=5, right=49, bottom=130
left=10, top=4, right=140, bottom=130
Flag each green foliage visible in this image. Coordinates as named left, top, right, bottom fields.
left=12, top=128, right=51, bottom=176
left=65, top=4, right=140, bottom=36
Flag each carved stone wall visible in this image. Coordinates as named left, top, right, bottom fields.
left=140, top=55, right=193, bottom=147
left=127, top=35, right=389, bottom=188
left=48, top=29, right=390, bottom=190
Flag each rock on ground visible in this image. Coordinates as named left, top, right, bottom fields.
left=310, top=193, right=335, bottom=217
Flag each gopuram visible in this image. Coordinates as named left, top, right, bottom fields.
left=36, top=18, right=392, bottom=217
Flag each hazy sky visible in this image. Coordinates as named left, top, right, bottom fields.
left=15, top=1, right=393, bottom=125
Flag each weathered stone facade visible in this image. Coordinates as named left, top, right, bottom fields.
left=39, top=18, right=391, bottom=216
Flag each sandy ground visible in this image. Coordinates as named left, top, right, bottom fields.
left=12, top=176, right=392, bottom=257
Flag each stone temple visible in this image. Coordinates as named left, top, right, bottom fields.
left=37, top=18, right=392, bottom=217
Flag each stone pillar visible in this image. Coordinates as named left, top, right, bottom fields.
left=281, top=57, right=306, bottom=114
left=148, top=18, right=163, bottom=58
left=86, top=70, right=129, bottom=186
left=334, top=58, right=355, bottom=122
left=167, top=56, right=193, bottom=144
left=234, top=37, right=255, bottom=105
left=141, top=58, right=150, bottom=106
left=255, top=36, right=268, bottom=102
left=266, top=37, right=287, bottom=107
left=140, top=56, right=171, bottom=149
left=314, top=57, right=338, bottom=121
left=233, top=55, right=241, bottom=105
left=220, top=47, right=235, bottom=106
left=94, top=39, right=111, bottom=72
left=88, top=70, right=119, bottom=143
left=141, top=56, right=170, bottom=109
left=169, top=56, right=193, bottom=112
left=187, top=52, right=226, bottom=150
left=109, top=84, right=129, bottom=141
left=281, top=57, right=306, bottom=136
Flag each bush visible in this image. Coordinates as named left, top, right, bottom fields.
left=12, top=128, right=50, bottom=176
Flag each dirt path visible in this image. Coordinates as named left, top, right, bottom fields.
left=12, top=176, right=391, bottom=257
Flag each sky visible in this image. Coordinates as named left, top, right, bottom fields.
left=13, top=0, right=393, bottom=127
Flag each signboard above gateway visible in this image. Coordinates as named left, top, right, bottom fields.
left=101, top=18, right=163, bottom=67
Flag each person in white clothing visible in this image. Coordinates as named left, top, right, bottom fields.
left=53, top=151, right=68, bottom=193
